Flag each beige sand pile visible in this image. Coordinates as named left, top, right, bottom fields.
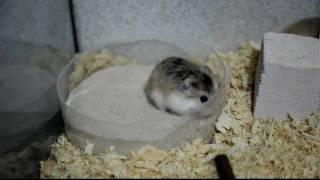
left=40, top=42, right=320, bottom=178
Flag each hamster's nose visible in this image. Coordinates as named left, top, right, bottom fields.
left=200, top=96, right=208, bottom=103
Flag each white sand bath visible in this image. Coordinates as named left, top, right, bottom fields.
left=66, top=64, right=191, bottom=142
left=61, top=43, right=229, bottom=154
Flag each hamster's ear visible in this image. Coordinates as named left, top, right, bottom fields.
left=182, top=78, right=192, bottom=91
left=184, top=77, right=193, bottom=86
left=183, top=76, right=197, bottom=88
left=201, top=65, right=212, bottom=76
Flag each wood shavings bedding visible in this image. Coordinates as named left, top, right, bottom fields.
left=40, top=42, right=320, bottom=178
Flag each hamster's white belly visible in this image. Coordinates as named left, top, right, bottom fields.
left=150, top=90, right=202, bottom=116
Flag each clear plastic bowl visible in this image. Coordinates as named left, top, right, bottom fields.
left=57, top=37, right=231, bottom=154
left=0, top=39, right=70, bottom=153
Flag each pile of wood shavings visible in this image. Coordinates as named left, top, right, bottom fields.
left=40, top=42, right=320, bottom=178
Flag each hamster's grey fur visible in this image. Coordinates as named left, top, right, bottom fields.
left=144, top=57, right=216, bottom=118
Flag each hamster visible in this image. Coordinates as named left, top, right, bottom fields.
left=144, top=56, right=216, bottom=118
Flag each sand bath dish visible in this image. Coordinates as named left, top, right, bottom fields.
left=57, top=40, right=230, bottom=154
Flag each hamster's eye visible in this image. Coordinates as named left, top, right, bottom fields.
left=200, top=96, right=208, bottom=103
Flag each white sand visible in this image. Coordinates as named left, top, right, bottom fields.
left=66, top=65, right=190, bottom=141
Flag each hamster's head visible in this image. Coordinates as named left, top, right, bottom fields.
left=166, top=68, right=215, bottom=118
left=179, top=67, right=214, bottom=104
